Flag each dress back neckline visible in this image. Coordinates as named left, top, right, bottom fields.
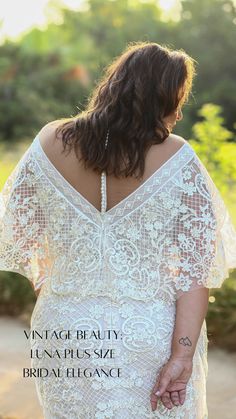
left=31, top=134, right=194, bottom=226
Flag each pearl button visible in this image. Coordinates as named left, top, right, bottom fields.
left=101, top=170, right=107, bottom=213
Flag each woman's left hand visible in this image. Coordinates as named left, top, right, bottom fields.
left=150, top=356, right=193, bottom=412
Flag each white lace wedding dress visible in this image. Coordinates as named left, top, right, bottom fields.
left=1, top=133, right=236, bottom=418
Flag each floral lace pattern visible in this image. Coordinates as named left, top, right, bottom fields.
left=1, top=133, right=236, bottom=418
left=31, top=295, right=208, bottom=418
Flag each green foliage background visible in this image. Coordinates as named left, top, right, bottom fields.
left=0, top=0, right=236, bottom=350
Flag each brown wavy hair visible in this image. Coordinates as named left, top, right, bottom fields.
left=55, top=41, right=197, bottom=179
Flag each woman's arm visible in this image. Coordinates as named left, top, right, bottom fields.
left=170, top=287, right=210, bottom=360
left=150, top=287, right=210, bottom=411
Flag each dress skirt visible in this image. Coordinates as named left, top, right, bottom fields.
left=30, top=287, right=209, bottom=419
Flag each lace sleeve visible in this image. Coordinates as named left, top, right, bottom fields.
left=173, top=153, right=236, bottom=300
left=0, top=150, right=49, bottom=291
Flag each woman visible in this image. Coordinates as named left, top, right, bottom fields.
left=0, top=41, right=236, bottom=418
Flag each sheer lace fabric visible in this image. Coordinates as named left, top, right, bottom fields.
left=0, top=133, right=236, bottom=418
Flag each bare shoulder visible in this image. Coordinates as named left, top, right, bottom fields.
left=167, top=133, right=188, bottom=148
left=38, top=119, right=63, bottom=141
left=37, top=119, right=68, bottom=157
left=155, top=134, right=188, bottom=159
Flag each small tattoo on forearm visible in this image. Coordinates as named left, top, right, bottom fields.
left=178, top=336, right=192, bottom=346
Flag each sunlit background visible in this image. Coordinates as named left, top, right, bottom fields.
left=0, top=0, right=182, bottom=43
left=0, top=0, right=82, bottom=43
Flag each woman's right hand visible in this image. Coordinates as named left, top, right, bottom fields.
left=150, top=356, right=193, bottom=412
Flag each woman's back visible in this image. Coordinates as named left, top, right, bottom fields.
left=1, top=123, right=236, bottom=418
left=19, top=126, right=206, bottom=417
left=1, top=40, right=236, bottom=418
left=38, top=121, right=186, bottom=213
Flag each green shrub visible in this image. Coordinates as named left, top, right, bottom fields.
left=0, top=271, right=36, bottom=316
left=207, top=274, right=236, bottom=352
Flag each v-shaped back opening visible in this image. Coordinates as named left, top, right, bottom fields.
left=32, top=134, right=190, bottom=216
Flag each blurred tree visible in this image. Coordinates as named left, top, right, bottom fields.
left=0, top=0, right=235, bottom=145
left=189, top=103, right=236, bottom=195
left=174, top=0, right=236, bottom=135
